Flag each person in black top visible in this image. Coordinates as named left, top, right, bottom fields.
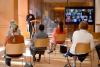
left=26, top=13, right=35, bottom=38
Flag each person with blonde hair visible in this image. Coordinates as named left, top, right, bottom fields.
left=64, top=21, right=94, bottom=67
left=4, top=20, right=21, bottom=66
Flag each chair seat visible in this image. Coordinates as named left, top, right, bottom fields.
left=6, top=54, right=23, bottom=58
left=36, top=51, right=45, bottom=55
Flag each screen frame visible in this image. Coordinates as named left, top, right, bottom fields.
left=65, top=6, right=95, bottom=25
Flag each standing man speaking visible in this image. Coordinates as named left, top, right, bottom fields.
left=26, top=10, right=35, bottom=38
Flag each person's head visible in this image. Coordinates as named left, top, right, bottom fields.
left=39, top=24, right=45, bottom=31
left=79, top=21, right=88, bottom=30
left=29, top=10, right=33, bottom=14
left=10, top=20, right=16, bottom=28
left=11, top=24, right=18, bottom=33
left=58, top=21, right=64, bottom=32
left=9, top=20, right=18, bottom=32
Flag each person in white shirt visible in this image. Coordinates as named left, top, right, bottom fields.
left=64, top=21, right=94, bottom=67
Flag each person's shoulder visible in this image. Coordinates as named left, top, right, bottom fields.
left=87, top=32, right=93, bottom=38
left=73, top=30, right=79, bottom=34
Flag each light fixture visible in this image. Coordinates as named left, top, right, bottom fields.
left=53, top=7, right=65, bottom=10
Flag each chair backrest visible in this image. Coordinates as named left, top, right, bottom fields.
left=75, top=42, right=90, bottom=54
left=34, top=38, right=49, bottom=48
left=6, top=35, right=25, bottom=54
left=55, top=34, right=67, bottom=44
left=7, top=35, right=24, bottom=44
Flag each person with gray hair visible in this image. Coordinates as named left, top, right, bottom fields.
left=7, top=20, right=21, bottom=36
left=4, top=20, right=21, bottom=66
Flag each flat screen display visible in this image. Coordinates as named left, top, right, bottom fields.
left=65, top=7, right=95, bottom=24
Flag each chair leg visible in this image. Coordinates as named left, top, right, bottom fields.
left=49, top=53, right=50, bottom=64
left=80, top=62, right=82, bottom=67
left=22, top=59, right=23, bottom=67
left=90, top=55, right=92, bottom=67
left=66, top=56, right=71, bottom=67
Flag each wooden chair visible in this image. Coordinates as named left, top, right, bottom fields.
left=34, top=38, right=50, bottom=63
left=34, top=38, right=49, bottom=48
left=5, top=35, right=25, bottom=66
left=54, top=34, right=67, bottom=54
left=75, top=42, right=92, bottom=67
left=55, top=34, right=67, bottom=44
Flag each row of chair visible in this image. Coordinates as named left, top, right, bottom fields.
left=5, top=33, right=99, bottom=67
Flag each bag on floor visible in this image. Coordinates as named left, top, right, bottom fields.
left=60, top=45, right=67, bottom=53
left=24, top=62, right=33, bottom=67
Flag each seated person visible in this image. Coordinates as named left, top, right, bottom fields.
left=30, top=24, right=48, bottom=62
left=48, top=21, right=67, bottom=53
left=4, top=21, right=21, bottom=66
left=95, top=44, right=100, bottom=66
left=7, top=20, right=21, bottom=36
left=64, top=21, right=94, bottom=67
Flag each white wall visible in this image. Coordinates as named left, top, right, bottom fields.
left=95, top=0, right=100, bottom=32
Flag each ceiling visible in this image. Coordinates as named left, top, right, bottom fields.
left=44, top=0, right=93, bottom=3
left=43, top=0, right=94, bottom=11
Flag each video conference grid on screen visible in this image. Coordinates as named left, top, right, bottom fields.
left=65, top=8, right=94, bottom=24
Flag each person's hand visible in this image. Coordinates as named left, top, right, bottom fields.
left=31, top=19, right=41, bottom=23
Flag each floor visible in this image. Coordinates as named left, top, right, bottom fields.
left=0, top=45, right=99, bottom=67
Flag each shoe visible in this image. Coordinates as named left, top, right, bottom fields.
left=72, top=63, right=76, bottom=67
left=5, top=58, right=11, bottom=66
left=48, top=50, right=53, bottom=54
left=33, top=57, right=36, bottom=62
left=63, top=53, right=68, bottom=57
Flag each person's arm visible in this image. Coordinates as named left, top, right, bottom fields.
left=52, top=28, right=57, bottom=36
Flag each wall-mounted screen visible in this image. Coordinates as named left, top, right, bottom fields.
left=65, top=7, right=95, bottom=25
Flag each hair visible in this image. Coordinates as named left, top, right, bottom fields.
left=39, top=24, right=44, bottom=31
left=12, top=24, right=18, bottom=32
left=10, top=20, right=16, bottom=28
left=59, top=21, right=64, bottom=32
left=26, top=14, right=35, bottom=21
left=79, top=21, right=88, bottom=30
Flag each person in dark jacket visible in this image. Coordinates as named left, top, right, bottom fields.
left=30, top=24, right=48, bottom=62
left=26, top=12, right=35, bottom=38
